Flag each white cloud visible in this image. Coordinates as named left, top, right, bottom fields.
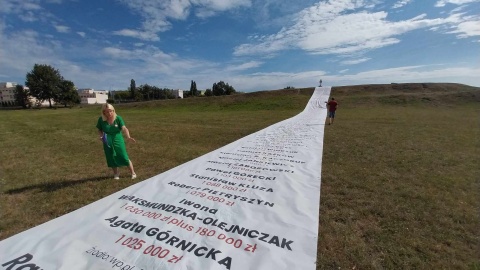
left=113, top=29, right=160, bottom=41
left=340, top=58, right=371, bottom=65
left=195, top=9, right=216, bottom=18
left=77, top=32, right=86, bottom=37
left=0, top=0, right=41, bottom=14
left=447, top=15, right=480, bottom=37
left=54, top=25, right=70, bottom=33
left=116, top=0, right=251, bottom=40
left=234, top=0, right=448, bottom=57
left=113, top=0, right=189, bottom=39
left=20, top=11, right=38, bottom=22
left=431, top=12, right=480, bottom=38
left=193, top=0, right=251, bottom=18
left=103, top=47, right=137, bottom=59
left=226, top=61, right=263, bottom=71
left=392, top=0, right=413, bottom=9
left=191, top=0, right=251, bottom=12
left=100, top=45, right=217, bottom=80
left=17, top=2, right=42, bottom=11
left=0, top=0, right=60, bottom=26
left=455, top=19, right=480, bottom=37
left=435, top=0, right=480, bottom=7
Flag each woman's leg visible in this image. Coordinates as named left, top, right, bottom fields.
left=112, top=167, right=119, bottom=178
left=129, top=160, right=136, bottom=179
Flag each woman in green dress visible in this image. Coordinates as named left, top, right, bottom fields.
left=96, top=103, right=137, bottom=180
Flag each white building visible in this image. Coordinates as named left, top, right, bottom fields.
left=0, top=82, right=16, bottom=103
left=172, top=89, right=183, bottom=98
left=0, top=82, right=49, bottom=106
left=77, top=88, right=109, bottom=104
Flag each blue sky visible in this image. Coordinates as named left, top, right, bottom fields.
left=0, top=0, right=479, bottom=92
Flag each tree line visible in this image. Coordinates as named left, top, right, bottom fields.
left=188, top=80, right=236, bottom=97
left=123, top=79, right=237, bottom=102
left=5, top=64, right=237, bottom=108
left=113, top=81, right=177, bottom=102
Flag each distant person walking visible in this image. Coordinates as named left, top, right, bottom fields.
left=96, top=103, right=137, bottom=180
left=319, top=79, right=322, bottom=87
left=326, top=97, right=338, bottom=125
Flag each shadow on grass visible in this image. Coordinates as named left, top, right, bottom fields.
left=4, top=176, right=110, bottom=194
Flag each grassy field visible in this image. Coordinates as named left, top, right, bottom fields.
left=0, top=83, right=479, bottom=269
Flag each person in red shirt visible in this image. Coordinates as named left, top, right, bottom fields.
left=327, top=97, right=338, bottom=125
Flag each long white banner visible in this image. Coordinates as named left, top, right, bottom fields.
left=1, top=87, right=331, bottom=270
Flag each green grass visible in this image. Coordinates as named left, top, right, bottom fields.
left=319, top=106, right=479, bottom=268
left=0, top=84, right=478, bottom=268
